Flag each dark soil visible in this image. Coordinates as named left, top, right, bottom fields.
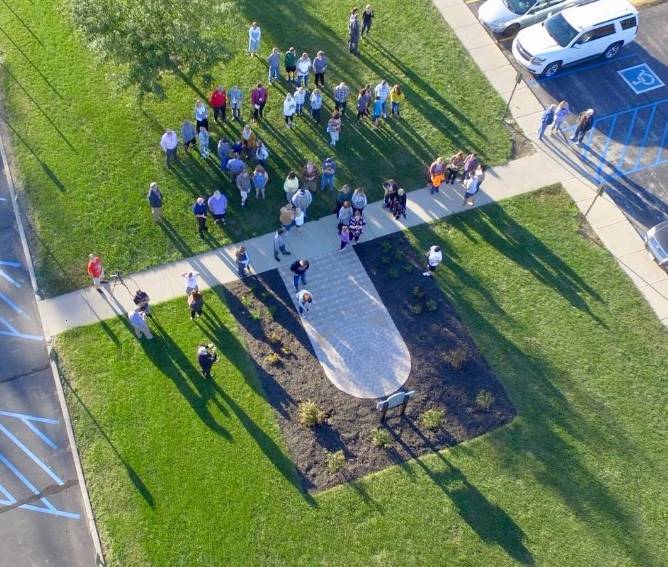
left=222, top=244, right=515, bottom=492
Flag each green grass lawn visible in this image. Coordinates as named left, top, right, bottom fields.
left=56, top=187, right=668, bottom=567
left=0, top=0, right=511, bottom=297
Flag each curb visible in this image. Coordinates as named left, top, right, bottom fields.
left=0, top=130, right=106, bottom=566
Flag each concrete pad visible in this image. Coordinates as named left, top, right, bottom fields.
left=453, top=23, right=495, bottom=51
left=595, top=221, right=645, bottom=258
left=561, top=177, right=599, bottom=203
left=484, top=64, right=525, bottom=97
left=577, top=195, right=627, bottom=229
left=440, top=3, right=478, bottom=28
left=434, top=0, right=466, bottom=8
left=468, top=44, right=510, bottom=72
left=617, top=250, right=668, bottom=285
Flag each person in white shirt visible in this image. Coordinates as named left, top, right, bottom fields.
left=374, top=80, right=390, bottom=118
left=160, top=129, right=178, bottom=167
left=296, top=289, right=313, bottom=316
left=423, top=246, right=443, bottom=277
left=296, top=52, right=312, bottom=88
left=283, top=94, right=297, bottom=128
left=129, top=309, right=153, bottom=339
left=181, top=271, right=200, bottom=295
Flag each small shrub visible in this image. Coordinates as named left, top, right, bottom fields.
left=445, top=345, right=470, bottom=369
left=264, top=353, right=281, bottom=367
left=420, top=408, right=444, bottom=431
left=393, top=249, right=404, bottom=260
left=241, top=294, right=253, bottom=307
left=409, top=303, right=423, bottom=315
left=412, top=286, right=425, bottom=299
left=325, top=450, right=346, bottom=474
left=425, top=299, right=438, bottom=312
left=371, top=428, right=393, bottom=449
left=250, top=308, right=262, bottom=320
left=281, top=346, right=291, bottom=355
left=475, top=390, right=494, bottom=411
left=380, top=255, right=391, bottom=265
left=297, top=401, right=326, bottom=427
left=268, top=331, right=282, bottom=344
left=388, top=268, right=399, bottom=279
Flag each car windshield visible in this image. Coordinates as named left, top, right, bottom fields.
left=503, top=0, right=537, bottom=15
left=545, top=13, right=579, bottom=46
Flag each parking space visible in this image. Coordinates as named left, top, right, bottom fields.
left=466, top=0, right=668, bottom=229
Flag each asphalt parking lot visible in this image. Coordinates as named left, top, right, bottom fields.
left=468, top=0, right=668, bottom=230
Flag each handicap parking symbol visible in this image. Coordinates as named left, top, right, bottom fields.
left=618, top=64, right=665, bottom=94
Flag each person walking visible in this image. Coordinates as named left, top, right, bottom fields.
left=188, top=290, right=204, bottom=320
left=160, top=129, right=178, bottom=167
left=333, top=81, right=350, bottom=115
left=283, top=171, right=299, bottom=202
left=422, top=245, right=443, bottom=277
left=283, top=93, right=297, bottom=128
left=296, top=289, right=313, bottom=316
left=193, top=197, right=208, bottom=236
left=429, top=157, right=447, bottom=194
left=197, top=344, right=218, bottom=378
left=383, top=178, right=398, bottom=209
left=229, top=86, right=243, bottom=121
left=217, top=138, right=231, bottom=171
left=226, top=153, right=246, bottom=183
left=209, top=86, right=227, bottom=123
left=248, top=21, right=261, bottom=56
left=339, top=224, right=352, bottom=251
left=362, top=5, right=374, bottom=35
left=290, top=259, right=310, bottom=291
left=310, top=88, right=323, bottom=123
left=284, top=47, right=297, bottom=84
left=389, top=84, right=404, bottom=117
left=337, top=200, right=353, bottom=232
left=255, top=139, right=269, bottom=166
left=181, top=120, right=197, bottom=153
left=321, top=156, right=336, bottom=191
left=279, top=202, right=296, bottom=231
left=348, top=8, right=361, bottom=55
left=392, top=188, right=407, bottom=220
left=273, top=228, right=291, bottom=261
left=236, top=247, right=251, bottom=277
left=252, top=165, right=269, bottom=199
left=87, top=254, right=107, bottom=291
left=181, top=271, right=200, bottom=295
left=356, top=86, right=370, bottom=122
left=464, top=164, right=485, bottom=206
left=198, top=127, right=210, bottom=159
left=129, top=308, right=153, bottom=340
left=294, top=86, right=307, bottom=116
left=351, top=187, right=367, bottom=213
left=348, top=209, right=366, bottom=244
left=291, top=186, right=313, bottom=217
left=236, top=169, right=251, bottom=208
left=147, top=182, right=163, bottom=223
left=551, top=100, right=569, bottom=136
left=313, top=51, right=329, bottom=87
left=570, top=108, right=595, bottom=145
left=446, top=151, right=465, bottom=184
left=296, top=52, right=312, bottom=88
left=208, top=190, right=228, bottom=225
left=374, top=80, right=390, bottom=118
left=250, top=83, right=268, bottom=122
left=302, top=161, right=319, bottom=194
left=462, top=152, right=478, bottom=181
left=327, top=111, right=342, bottom=146
left=195, top=99, right=209, bottom=131
left=538, top=104, right=556, bottom=140
left=267, top=47, right=281, bottom=84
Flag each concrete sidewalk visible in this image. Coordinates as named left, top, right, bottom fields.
left=434, top=0, right=668, bottom=327
left=38, top=152, right=570, bottom=336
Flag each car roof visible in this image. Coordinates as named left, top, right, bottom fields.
left=562, top=0, right=637, bottom=31
left=653, top=220, right=668, bottom=243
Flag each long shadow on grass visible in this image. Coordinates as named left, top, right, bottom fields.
left=0, top=0, right=45, bottom=47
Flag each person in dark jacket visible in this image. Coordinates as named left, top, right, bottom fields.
left=147, top=182, right=163, bottom=223
left=335, top=184, right=353, bottom=215
left=197, top=344, right=218, bottom=378
left=133, top=289, right=151, bottom=316
left=383, top=178, right=398, bottom=209
left=290, top=259, right=310, bottom=291
left=392, top=188, right=407, bottom=220
left=193, top=197, right=208, bottom=236
left=348, top=8, right=361, bottom=55
left=362, top=5, right=374, bottom=35
left=570, top=108, right=595, bottom=145
left=188, top=290, right=204, bottom=319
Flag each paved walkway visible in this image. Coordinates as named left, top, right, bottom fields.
left=278, top=250, right=411, bottom=399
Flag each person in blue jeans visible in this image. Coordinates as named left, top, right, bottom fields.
left=290, top=259, right=310, bottom=291
left=321, top=157, right=336, bottom=191
left=537, top=104, right=555, bottom=140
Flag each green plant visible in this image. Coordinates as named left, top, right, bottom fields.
left=281, top=346, right=292, bottom=355
left=409, top=303, right=423, bottom=315
left=371, top=428, right=393, bottom=449
left=426, top=299, right=438, bottom=312
left=475, top=390, right=494, bottom=411
left=250, top=308, right=262, bottom=320
left=380, top=240, right=392, bottom=252
left=444, top=345, right=470, bottom=369
left=264, top=353, right=281, bottom=367
left=241, top=294, right=253, bottom=307
left=268, top=332, right=282, bottom=344
left=324, top=450, right=346, bottom=474
left=420, top=409, right=444, bottom=431
left=297, top=401, right=326, bottom=427
left=412, top=286, right=425, bottom=299
left=380, top=255, right=391, bottom=265
left=388, top=268, right=399, bottom=279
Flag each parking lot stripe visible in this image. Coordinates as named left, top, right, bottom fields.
left=615, top=108, right=639, bottom=171
left=629, top=104, right=658, bottom=173
left=537, top=54, right=636, bottom=82
left=595, top=115, right=618, bottom=179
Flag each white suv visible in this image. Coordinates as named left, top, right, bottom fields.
left=512, top=0, right=638, bottom=77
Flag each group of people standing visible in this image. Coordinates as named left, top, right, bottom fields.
left=538, top=100, right=595, bottom=146
left=429, top=152, right=486, bottom=206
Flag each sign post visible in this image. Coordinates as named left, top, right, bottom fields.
left=376, top=390, right=415, bottom=423
left=503, top=72, right=523, bottom=121
left=579, top=184, right=606, bottom=229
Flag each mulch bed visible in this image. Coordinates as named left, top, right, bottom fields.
left=222, top=239, right=515, bottom=492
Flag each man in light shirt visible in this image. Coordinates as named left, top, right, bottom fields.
left=423, top=245, right=443, bottom=277
left=296, top=289, right=313, bottom=316
left=129, top=308, right=153, bottom=340
left=160, top=129, right=178, bottom=167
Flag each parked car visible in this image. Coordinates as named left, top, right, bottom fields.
left=511, top=0, right=638, bottom=77
left=479, top=0, right=592, bottom=36
left=644, top=220, right=668, bottom=269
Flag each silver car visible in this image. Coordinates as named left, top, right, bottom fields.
left=644, top=220, right=668, bottom=269
left=478, top=0, right=593, bottom=36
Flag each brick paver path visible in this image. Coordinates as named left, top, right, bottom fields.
left=278, top=249, right=411, bottom=399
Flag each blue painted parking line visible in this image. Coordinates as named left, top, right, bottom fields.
left=0, top=411, right=59, bottom=450
left=655, top=119, right=668, bottom=166
left=629, top=104, right=658, bottom=173
left=537, top=53, right=636, bottom=82
left=618, top=64, right=665, bottom=94
left=615, top=108, right=639, bottom=170
left=595, top=115, right=618, bottom=179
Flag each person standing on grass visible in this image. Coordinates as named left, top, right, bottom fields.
left=284, top=171, right=299, bottom=202
left=283, top=93, right=297, bottom=128
left=195, top=99, right=209, bottom=131
left=351, top=187, right=367, bottom=213
left=296, top=52, right=312, bottom=88
left=348, top=209, right=366, bottom=244
left=255, top=139, right=269, bottom=166
left=296, top=289, right=313, bottom=316
left=552, top=100, right=569, bottom=136
left=229, top=86, right=243, bottom=121
left=335, top=184, right=353, bottom=214
left=250, top=83, right=268, bottom=122
left=193, top=197, right=208, bottom=236
left=188, top=290, right=204, bottom=320
left=422, top=246, right=442, bottom=277
left=362, top=5, right=374, bottom=35
left=464, top=164, right=485, bottom=206
left=302, top=161, right=319, bottom=194
left=538, top=104, right=555, bottom=140
left=87, top=254, right=107, bottom=291
left=198, top=127, right=210, bottom=159
left=285, top=47, right=297, bottom=84
left=337, top=200, right=353, bottom=232
left=210, top=86, right=227, bottom=123
left=392, top=188, right=408, bottom=220
left=570, top=108, right=594, bottom=145
left=248, top=22, right=261, bottom=56
left=236, top=247, right=251, bottom=277
left=310, top=88, right=323, bottom=123
left=160, top=129, right=178, bottom=167
left=197, top=344, right=218, bottom=379
left=462, top=152, right=478, bottom=181
left=429, top=157, right=447, bottom=194
left=339, top=224, right=352, bottom=251
left=327, top=111, right=342, bottom=147
left=334, top=81, right=350, bottom=115
left=446, top=151, right=465, bottom=184
left=273, top=228, right=292, bottom=261
left=236, top=169, right=251, bottom=208
left=291, top=186, right=313, bottom=217
left=208, top=190, right=228, bottom=226
left=371, top=95, right=383, bottom=128
left=147, top=182, right=163, bottom=223
left=241, top=124, right=257, bottom=159
left=348, top=8, right=361, bottom=55
left=294, top=86, right=307, bottom=116
left=356, top=86, right=370, bottom=122
left=321, top=156, right=336, bottom=191
left=390, top=84, right=404, bottom=117
left=279, top=202, right=296, bottom=231
left=291, top=259, right=310, bottom=291
left=252, top=165, right=269, bottom=199
left=217, top=138, right=231, bottom=171
left=181, top=120, right=197, bottom=154
left=374, top=80, right=390, bottom=118
left=181, top=271, right=200, bottom=295
left=226, top=153, right=246, bottom=183
left=313, top=51, right=329, bottom=87
left=129, top=308, right=153, bottom=340
left=267, top=47, right=281, bottom=84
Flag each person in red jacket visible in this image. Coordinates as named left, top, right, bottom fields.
left=250, top=83, right=268, bottom=122
left=209, top=86, right=227, bottom=123
left=87, top=254, right=107, bottom=291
